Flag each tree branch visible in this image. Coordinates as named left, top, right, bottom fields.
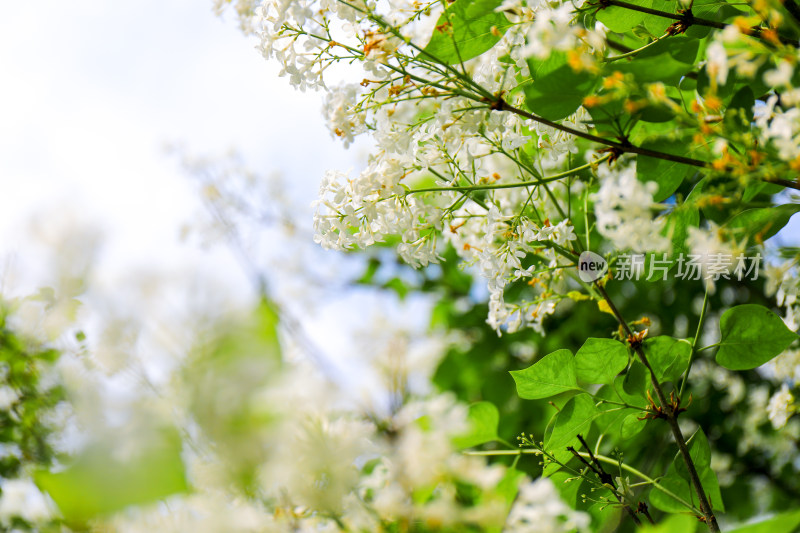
left=594, top=282, right=721, bottom=532
left=497, top=99, right=710, bottom=167
left=567, top=440, right=643, bottom=526
left=598, top=0, right=799, bottom=47
left=496, top=99, right=800, bottom=193
left=763, top=176, right=800, bottom=191
left=600, top=0, right=724, bottom=28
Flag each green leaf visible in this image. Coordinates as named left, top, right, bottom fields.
left=727, top=509, right=800, bottom=533
left=35, top=428, right=188, bottom=524
left=510, top=349, right=581, bottom=399
left=727, top=204, right=800, bottom=245
left=663, top=428, right=724, bottom=514
left=649, top=468, right=724, bottom=513
left=637, top=141, right=694, bottom=202
left=702, top=469, right=725, bottom=512
left=550, top=471, right=583, bottom=507
left=422, top=0, right=512, bottom=65
left=592, top=385, right=640, bottom=439
left=596, top=0, right=651, bottom=32
left=675, top=428, right=712, bottom=481
left=383, top=277, right=409, bottom=299
left=620, top=412, right=647, bottom=440
left=496, top=467, right=527, bottom=507
left=643, top=336, right=692, bottom=383
left=453, top=401, right=500, bottom=448
left=616, top=360, right=650, bottom=408
left=725, top=86, right=755, bottom=132
left=743, top=181, right=769, bottom=203
left=545, top=393, right=600, bottom=455
left=575, top=338, right=629, bottom=385
left=611, top=37, right=699, bottom=85
left=525, top=52, right=597, bottom=120
left=716, top=304, right=798, bottom=370
left=357, top=258, right=380, bottom=284
left=648, top=473, right=693, bottom=513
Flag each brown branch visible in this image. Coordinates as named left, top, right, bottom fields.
left=598, top=0, right=799, bottom=47
left=568, top=439, right=642, bottom=526
left=763, top=176, right=800, bottom=191
left=639, top=502, right=656, bottom=524
left=594, top=283, right=721, bottom=532
left=600, top=0, right=724, bottom=28
left=605, top=38, right=634, bottom=54
left=495, top=99, right=800, bottom=194
left=497, top=99, right=709, bottom=168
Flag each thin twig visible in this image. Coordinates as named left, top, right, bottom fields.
left=571, top=435, right=642, bottom=525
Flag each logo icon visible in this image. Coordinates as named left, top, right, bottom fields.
left=578, top=251, right=608, bottom=282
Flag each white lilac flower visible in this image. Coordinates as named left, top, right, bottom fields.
left=706, top=41, right=729, bottom=86
left=754, top=95, right=800, bottom=162
left=767, top=384, right=796, bottom=429
left=764, top=60, right=794, bottom=88
left=592, top=162, right=669, bottom=253
left=0, top=478, right=54, bottom=525
left=770, top=348, right=800, bottom=383
left=213, top=0, right=260, bottom=33
left=506, top=477, right=590, bottom=532
left=517, top=3, right=583, bottom=59
left=0, top=386, right=19, bottom=411
left=686, top=223, right=747, bottom=291
left=322, top=84, right=366, bottom=148
left=764, top=261, right=799, bottom=308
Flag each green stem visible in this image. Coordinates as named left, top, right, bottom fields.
left=587, top=454, right=700, bottom=513
left=680, top=286, right=710, bottom=398
left=603, top=33, right=670, bottom=62
left=696, top=343, right=720, bottom=352
left=595, top=398, right=647, bottom=411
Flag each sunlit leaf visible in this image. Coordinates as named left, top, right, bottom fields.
left=423, top=0, right=512, bottom=64
left=454, top=401, right=500, bottom=448
left=575, top=337, right=629, bottom=385
left=716, top=304, right=798, bottom=370
left=510, top=349, right=581, bottom=399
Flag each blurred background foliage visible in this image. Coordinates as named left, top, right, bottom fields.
left=0, top=303, right=65, bottom=531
